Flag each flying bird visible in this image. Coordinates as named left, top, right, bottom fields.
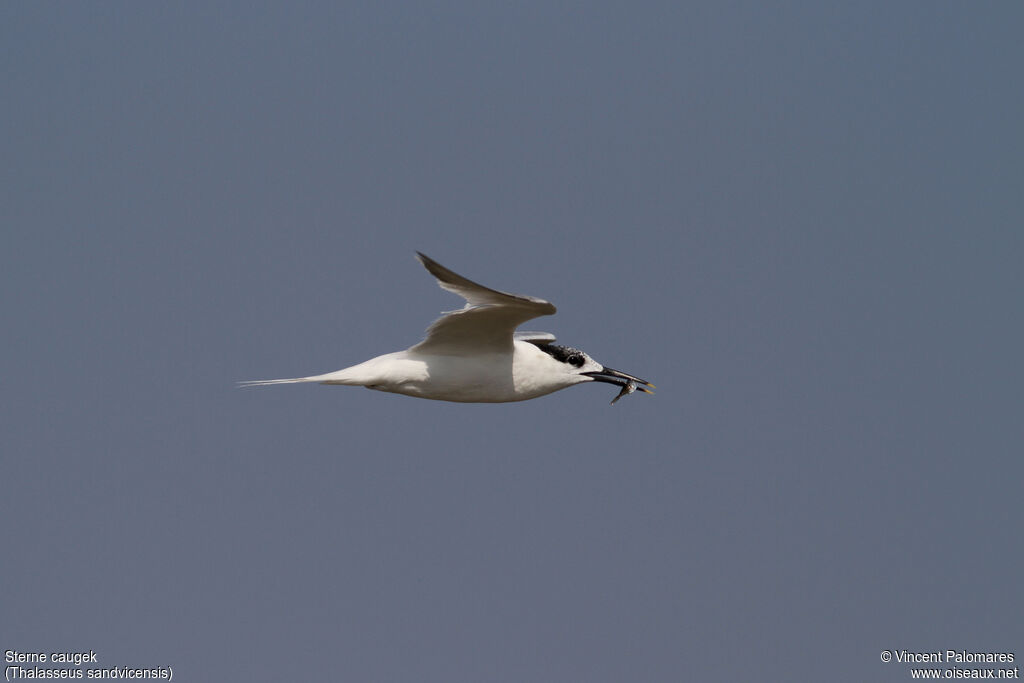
left=240, top=252, right=654, bottom=404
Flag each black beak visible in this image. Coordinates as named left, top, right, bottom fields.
left=582, top=366, right=655, bottom=399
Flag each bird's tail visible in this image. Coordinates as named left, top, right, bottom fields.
left=237, top=368, right=365, bottom=388
left=237, top=377, right=319, bottom=387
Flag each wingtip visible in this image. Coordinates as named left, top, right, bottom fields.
left=415, top=251, right=442, bottom=275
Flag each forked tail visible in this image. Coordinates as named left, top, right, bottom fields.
left=238, top=368, right=365, bottom=388
left=237, top=377, right=319, bottom=387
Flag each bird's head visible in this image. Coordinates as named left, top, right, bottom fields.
left=535, top=342, right=654, bottom=404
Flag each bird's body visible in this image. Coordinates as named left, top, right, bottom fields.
left=241, top=253, right=653, bottom=404
left=252, top=342, right=590, bottom=402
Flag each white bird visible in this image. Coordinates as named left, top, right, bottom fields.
left=240, top=252, right=654, bottom=404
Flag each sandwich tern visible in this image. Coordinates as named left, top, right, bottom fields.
left=240, top=252, right=654, bottom=404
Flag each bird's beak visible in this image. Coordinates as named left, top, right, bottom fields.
left=582, top=367, right=656, bottom=393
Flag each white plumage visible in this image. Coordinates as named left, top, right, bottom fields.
left=240, top=252, right=653, bottom=404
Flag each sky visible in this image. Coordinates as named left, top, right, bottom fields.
left=3, top=2, right=1022, bottom=681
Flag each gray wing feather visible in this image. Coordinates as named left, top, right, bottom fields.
left=412, top=253, right=557, bottom=352
left=415, top=252, right=556, bottom=311
left=514, top=331, right=557, bottom=344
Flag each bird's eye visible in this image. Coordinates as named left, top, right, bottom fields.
left=568, top=354, right=585, bottom=367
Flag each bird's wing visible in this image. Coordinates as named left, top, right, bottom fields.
left=514, top=331, right=557, bottom=345
left=411, top=252, right=557, bottom=353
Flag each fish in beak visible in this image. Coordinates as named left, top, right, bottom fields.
left=582, top=367, right=655, bottom=405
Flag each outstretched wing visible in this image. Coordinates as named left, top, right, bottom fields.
left=411, top=252, right=557, bottom=353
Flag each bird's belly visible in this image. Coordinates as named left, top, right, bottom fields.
left=367, top=354, right=556, bottom=403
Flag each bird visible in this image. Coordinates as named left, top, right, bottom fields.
left=240, top=252, right=654, bottom=404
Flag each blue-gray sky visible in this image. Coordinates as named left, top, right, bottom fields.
left=3, top=3, right=1021, bottom=681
